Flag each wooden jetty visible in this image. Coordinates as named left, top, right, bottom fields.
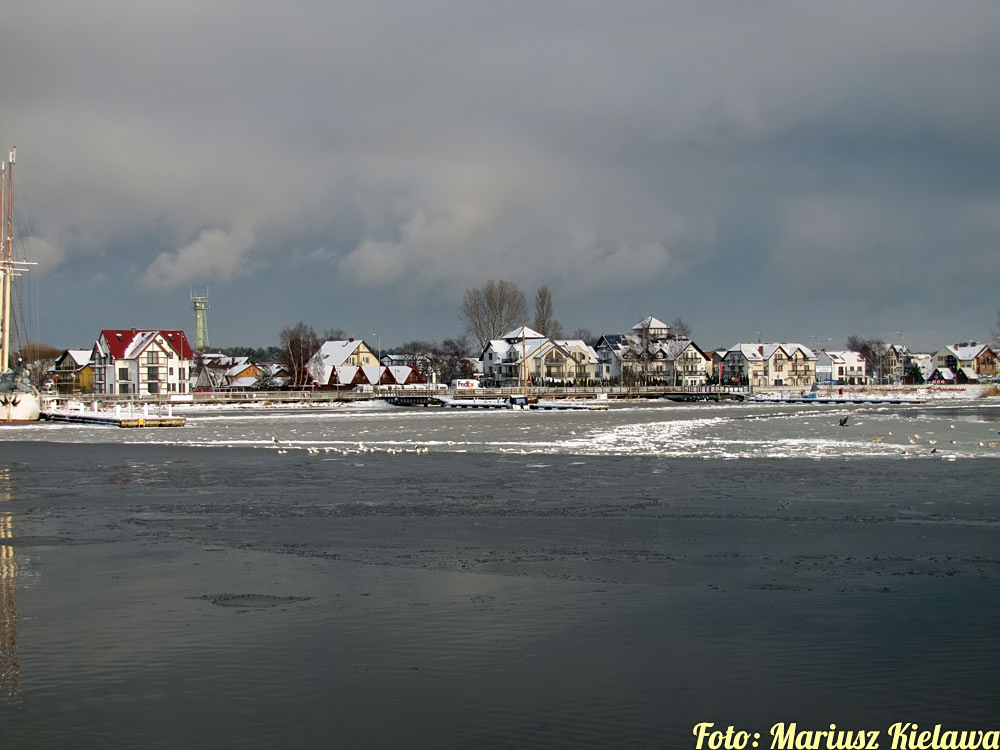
left=41, top=410, right=186, bottom=428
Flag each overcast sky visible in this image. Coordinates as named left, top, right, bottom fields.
left=3, top=1, right=999, bottom=353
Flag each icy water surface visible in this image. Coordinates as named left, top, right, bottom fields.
left=10, top=397, right=1000, bottom=458
left=1, top=400, right=999, bottom=748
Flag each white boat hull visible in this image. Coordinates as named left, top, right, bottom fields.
left=0, top=390, right=41, bottom=421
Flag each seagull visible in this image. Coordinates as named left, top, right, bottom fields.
left=272, top=436, right=280, bottom=444
left=839, top=416, right=849, bottom=426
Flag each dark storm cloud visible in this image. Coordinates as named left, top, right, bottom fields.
left=3, top=1, right=999, bottom=349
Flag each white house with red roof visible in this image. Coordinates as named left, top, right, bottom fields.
left=91, top=329, right=195, bottom=396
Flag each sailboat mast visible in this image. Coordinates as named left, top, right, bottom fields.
left=0, top=153, right=9, bottom=373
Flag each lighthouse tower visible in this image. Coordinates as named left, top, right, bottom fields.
left=191, top=288, right=210, bottom=352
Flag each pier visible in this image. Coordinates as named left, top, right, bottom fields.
left=41, top=405, right=186, bottom=428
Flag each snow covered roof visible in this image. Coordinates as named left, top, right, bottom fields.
left=555, top=340, right=599, bottom=364
left=99, top=329, right=194, bottom=360
left=499, top=326, right=544, bottom=341
left=632, top=315, right=669, bottom=332
left=724, top=342, right=815, bottom=361
left=726, top=343, right=765, bottom=361
left=63, top=349, right=92, bottom=367
left=335, top=365, right=360, bottom=385
left=652, top=339, right=706, bottom=361
left=202, top=354, right=249, bottom=369
left=385, top=365, right=423, bottom=384
left=944, top=343, right=993, bottom=361
left=307, top=339, right=370, bottom=385
left=227, top=376, right=259, bottom=389
left=315, top=340, right=367, bottom=366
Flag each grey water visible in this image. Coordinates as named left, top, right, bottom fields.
left=2, top=399, right=999, bottom=748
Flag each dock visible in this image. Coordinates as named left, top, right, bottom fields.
left=432, top=395, right=608, bottom=411
left=749, top=396, right=925, bottom=405
left=41, top=410, right=186, bottom=428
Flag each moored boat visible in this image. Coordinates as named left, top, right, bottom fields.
left=0, top=148, right=41, bottom=422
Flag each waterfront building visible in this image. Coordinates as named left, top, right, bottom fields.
left=91, top=329, right=195, bottom=396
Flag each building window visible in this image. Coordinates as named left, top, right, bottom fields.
left=148, top=382, right=159, bottom=394
left=147, top=352, right=159, bottom=364
left=148, top=367, right=159, bottom=381
left=118, top=367, right=129, bottom=381
left=118, top=383, right=130, bottom=395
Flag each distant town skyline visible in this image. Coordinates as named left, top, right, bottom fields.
left=3, top=3, right=999, bottom=354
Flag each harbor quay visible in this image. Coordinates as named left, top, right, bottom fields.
left=42, top=382, right=993, bottom=412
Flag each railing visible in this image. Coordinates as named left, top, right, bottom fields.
left=50, top=383, right=755, bottom=409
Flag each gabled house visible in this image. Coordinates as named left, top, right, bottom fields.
left=722, top=343, right=815, bottom=387
left=596, top=316, right=688, bottom=384
left=932, top=343, right=997, bottom=380
left=595, top=333, right=628, bottom=382
left=307, top=339, right=422, bottom=389
left=815, top=350, right=868, bottom=385
left=880, top=343, right=912, bottom=384
left=307, top=338, right=380, bottom=388
left=52, top=349, right=95, bottom=395
left=481, top=327, right=599, bottom=385
left=928, top=366, right=980, bottom=385
left=194, top=354, right=247, bottom=391
left=720, top=344, right=765, bottom=386
left=481, top=326, right=546, bottom=384
left=92, top=329, right=195, bottom=396
left=656, top=339, right=710, bottom=387
left=194, top=355, right=281, bottom=391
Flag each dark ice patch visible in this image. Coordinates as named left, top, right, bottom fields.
left=189, top=593, right=311, bottom=609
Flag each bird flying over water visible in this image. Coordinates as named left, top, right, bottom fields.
left=839, top=416, right=849, bottom=426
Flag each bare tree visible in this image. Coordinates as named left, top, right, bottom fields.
left=846, top=335, right=886, bottom=381
left=433, top=337, right=475, bottom=383
left=391, top=340, right=435, bottom=378
left=993, top=309, right=1000, bottom=351
left=670, top=317, right=692, bottom=340
left=461, top=280, right=528, bottom=349
left=280, top=322, right=321, bottom=387
left=533, top=286, right=564, bottom=339
left=18, top=342, right=62, bottom=389
left=571, top=328, right=596, bottom=346
left=322, top=328, right=347, bottom=342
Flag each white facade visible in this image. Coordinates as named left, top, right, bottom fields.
left=92, top=329, right=194, bottom=396
left=815, top=350, right=868, bottom=385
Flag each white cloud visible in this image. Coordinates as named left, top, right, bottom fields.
left=140, top=225, right=258, bottom=291
left=21, top=235, right=65, bottom=274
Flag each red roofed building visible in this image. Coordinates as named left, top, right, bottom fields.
left=91, top=329, right=195, bottom=396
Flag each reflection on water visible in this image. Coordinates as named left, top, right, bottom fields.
left=0, top=467, right=18, bottom=700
